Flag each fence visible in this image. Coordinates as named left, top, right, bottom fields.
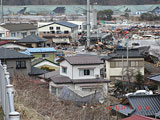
left=0, top=61, right=20, bottom=120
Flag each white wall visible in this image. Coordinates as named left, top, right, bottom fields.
left=60, top=60, right=73, bottom=79
left=72, top=64, right=103, bottom=79
left=60, top=60, right=103, bottom=80
left=38, top=23, right=71, bottom=32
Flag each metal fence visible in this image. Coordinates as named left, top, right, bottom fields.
left=0, top=61, right=20, bottom=120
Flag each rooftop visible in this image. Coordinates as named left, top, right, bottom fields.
left=26, top=47, right=56, bottom=53
left=39, top=21, right=78, bottom=28
left=1, top=23, right=37, bottom=31
left=122, top=115, right=158, bottom=120
left=17, top=35, right=47, bottom=43
left=60, top=55, right=104, bottom=65
left=149, top=74, right=160, bottom=83
left=114, top=94, right=160, bottom=117
left=0, top=48, right=33, bottom=59
left=102, top=48, right=144, bottom=60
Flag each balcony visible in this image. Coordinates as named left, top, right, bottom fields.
left=40, top=31, right=71, bottom=38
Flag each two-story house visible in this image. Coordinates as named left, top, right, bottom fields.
left=42, top=55, right=110, bottom=96
left=38, top=21, right=78, bottom=45
left=0, top=23, right=37, bottom=38
left=102, top=49, right=144, bottom=83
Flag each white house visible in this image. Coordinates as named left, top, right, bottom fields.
left=38, top=21, right=78, bottom=44
left=40, top=55, right=110, bottom=96
left=102, top=49, right=144, bottom=83
left=0, top=23, right=37, bottom=38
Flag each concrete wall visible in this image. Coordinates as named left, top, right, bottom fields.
left=6, top=59, right=31, bottom=76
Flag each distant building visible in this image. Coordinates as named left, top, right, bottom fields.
left=53, top=7, right=65, bottom=15
left=17, top=35, right=47, bottom=48
left=0, top=23, right=37, bottom=38
left=102, top=49, right=144, bottom=83
left=25, top=48, right=57, bottom=62
left=38, top=21, right=78, bottom=45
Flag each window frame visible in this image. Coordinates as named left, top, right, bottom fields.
left=16, top=61, right=26, bottom=69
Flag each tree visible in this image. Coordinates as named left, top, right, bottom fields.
left=124, top=13, right=129, bottom=19
left=135, top=71, right=144, bottom=89
left=97, top=9, right=113, bottom=21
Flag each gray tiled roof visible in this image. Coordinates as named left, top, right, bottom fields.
left=29, top=67, right=48, bottom=76
left=1, top=23, right=37, bottom=31
left=129, top=95, right=160, bottom=116
left=64, top=55, right=104, bottom=65
left=116, top=95, right=160, bottom=117
left=49, top=75, right=109, bottom=84
left=102, top=49, right=144, bottom=60
left=38, top=70, right=60, bottom=79
left=149, top=74, right=160, bottom=83
left=0, top=48, right=33, bottom=59
left=113, top=104, right=135, bottom=116
left=17, top=35, right=47, bottom=43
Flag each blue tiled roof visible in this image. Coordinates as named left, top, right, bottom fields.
left=26, top=48, right=56, bottom=53
left=19, top=51, right=32, bottom=56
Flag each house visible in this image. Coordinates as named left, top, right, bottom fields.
left=121, top=115, right=158, bottom=120
left=26, top=48, right=57, bottom=62
left=38, top=21, right=78, bottom=45
left=148, top=74, right=160, bottom=94
left=0, top=41, right=27, bottom=51
left=32, top=58, right=59, bottom=71
left=40, top=55, right=110, bottom=97
left=0, top=48, right=33, bottom=76
left=0, top=23, right=37, bottom=38
left=113, top=94, right=160, bottom=119
left=102, top=49, right=144, bottom=83
left=53, top=7, right=65, bottom=15
left=17, top=35, right=47, bottom=48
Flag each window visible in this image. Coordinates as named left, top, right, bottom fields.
left=0, top=33, right=2, bottom=37
left=110, top=62, right=116, bottom=68
left=51, top=31, right=55, bottom=34
left=79, top=69, right=94, bottom=76
left=30, top=32, right=35, bottom=35
left=11, top=32, right=16, bottom=37
left=16, top=61, right=26, bottom=69
left=42, top=54, right=49, bottom=58
left=56, top=27, right=60, bottom=30
left=50, top=27, right=54, bottom=30
left=64, top=31, right=69, bottom=34
left=56, top=31, right=62, bottom=34
left=62, top=67, right=67, bottom=73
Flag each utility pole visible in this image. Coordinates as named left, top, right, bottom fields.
left=87, top=0, right=90, bottom=48
left=126, top=36, right=130, bottom=91
left=122, top=55, right=124, bottom=81
left=1, top=0, right=4, bottom=23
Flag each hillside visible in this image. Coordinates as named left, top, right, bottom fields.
left=3, top=0, right=160, bottom=5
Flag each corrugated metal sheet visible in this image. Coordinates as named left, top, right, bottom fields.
left=26, top=47, right=56, bottom=53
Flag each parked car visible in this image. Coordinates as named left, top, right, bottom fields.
left=125, top=90, right=153, bottom=97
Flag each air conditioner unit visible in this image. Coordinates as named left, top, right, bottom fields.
left=95, top=74, right=99, bottom=79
